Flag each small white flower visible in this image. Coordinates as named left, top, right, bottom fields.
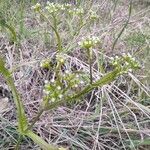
left=74, top=84, right=78, bottom=88
left=128, top=69, right=132, bottom=72
left=50, top=79, right=55, bottom=83
left=94, top=40, right=98, bottom=44
left=40, top=63, right=43, bottom=67
left=60, top=58, right=64, bottom=63
left=131, top=57, right=136, bottom=61
left=76, top=74, right=79, bottom=78
left=58, top=94, right=63, bottom=98
left=115, top=56, right=119, bottom=59
left=44, top=80, right=49, bottom=84
left=127, top=53, right=132, bottom=57
left=51, top=98, right=55, bottom=102
left=57, top=86, right=61, bottom=90
left=46, top=1, right=50, bottom=5
left=122, top=53, right=126, bottom=57
left=80, top=81, right=84, bottom=84
left=125, top=62, right=129, bottom=65
left=78, top=41, right=81, bottom=45
left=113, top=61, right=117, bottom=65
left=110, top=57, right=114, bottom=60
left=43, top=90, right=50, bottom=95
left=65, top=70, right=70, bottom=74
left=31, top=3, right=41, bottom=11
left=64, top=3, right=72, bottom=8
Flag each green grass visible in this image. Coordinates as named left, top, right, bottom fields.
left=0, top=0, right=150, bottom=149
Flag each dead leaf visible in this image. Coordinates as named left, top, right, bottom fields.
left=0, top=97, right=9, bottom=113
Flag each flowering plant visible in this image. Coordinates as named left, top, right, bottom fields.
left=0, top=2, right=141, bottom=150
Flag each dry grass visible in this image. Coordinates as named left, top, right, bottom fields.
left=0, top=0, right=150, bottom=149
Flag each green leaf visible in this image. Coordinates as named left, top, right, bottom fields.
left=0, top=13, right=17, bottom=41
left=126, top=138, right=150, bottom=149
left=26, top=130, right=59, bottom=150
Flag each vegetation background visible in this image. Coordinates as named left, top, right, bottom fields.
left=0, top=0, right=150, bottom=149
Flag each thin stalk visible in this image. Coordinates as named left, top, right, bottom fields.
left=55, top=62, right=63, bottom=87
left=51, top=13, right=57, bottom=30
left=111, top=0, right=132, bottom=51
left=19, top=0, right=25, bottom=40
left=113, top=0, right=119, bottom=12
left=15, top=135, right=23, bottom=150
left=88, top=0, right=94, bottom=10
left=87, top=48, right=93, bottom=84
left=98, top=51, right=105, bottom=73
left=6, top=75, right=28, bottom=132
left=38, top=10, right=62, bottom=51
left=76, top=0, right=81, bottom=7
left=26, top=108, right=44, bottom=131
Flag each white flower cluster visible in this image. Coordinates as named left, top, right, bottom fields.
left=43, top=80, right=63, bottom=102
left=32, top=2, right=85, bottom=17
left=45, top=2, right=66, bottom=14
left=43, top=70, right=85, bottom=102
left=40, top=54, right=66, bottom=69
left=111, top=53, right=140, bottom=75
left=68, top=7, right=84, bottom=16
left=32, top=2, right=98, bottom=21
left=46, top=2, right=84, bottom=16
left=89, top=10, right=99, bottom=20
left=63, top=70, right=84, bottom=89
left=40, top=59, right=50, bottom=69
left=78, top=36, right=100, bottom=49
left=32, top=2, right=72, bottom=14
left=31, top=3, right=41, bottom=11
left=56, top=53, right=65, bottom=64
left=63, top=3, right=72, bottom=9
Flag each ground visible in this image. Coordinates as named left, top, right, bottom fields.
left=0, top=0, right=150, bottom=150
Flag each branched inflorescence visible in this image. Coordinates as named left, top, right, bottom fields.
left=110, top=53, right=140, bottom=75
left=78, top=36, right=100, bottom=49
left=40, top=54, right=84, bottom=105
left=32, top=2, right=98, bottom=20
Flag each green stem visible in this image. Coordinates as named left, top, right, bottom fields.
left=26, top=108, right=44, bottom=131
left=55, top=62, right=62, bottom=86
left=87, top=48, right=93, bottom=84
left=15, top=135, right=23, bottom=150
left=38, top=10, right=62, bottom=51
left=111, top=0, right=132, bottom=51
left=19, top=0, right=25, bottom=40
left=26, top=130, right=59, bottom=150
left=51, top=13, right=57, bottom=30
left=0, top=57, right=28, bottom=133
